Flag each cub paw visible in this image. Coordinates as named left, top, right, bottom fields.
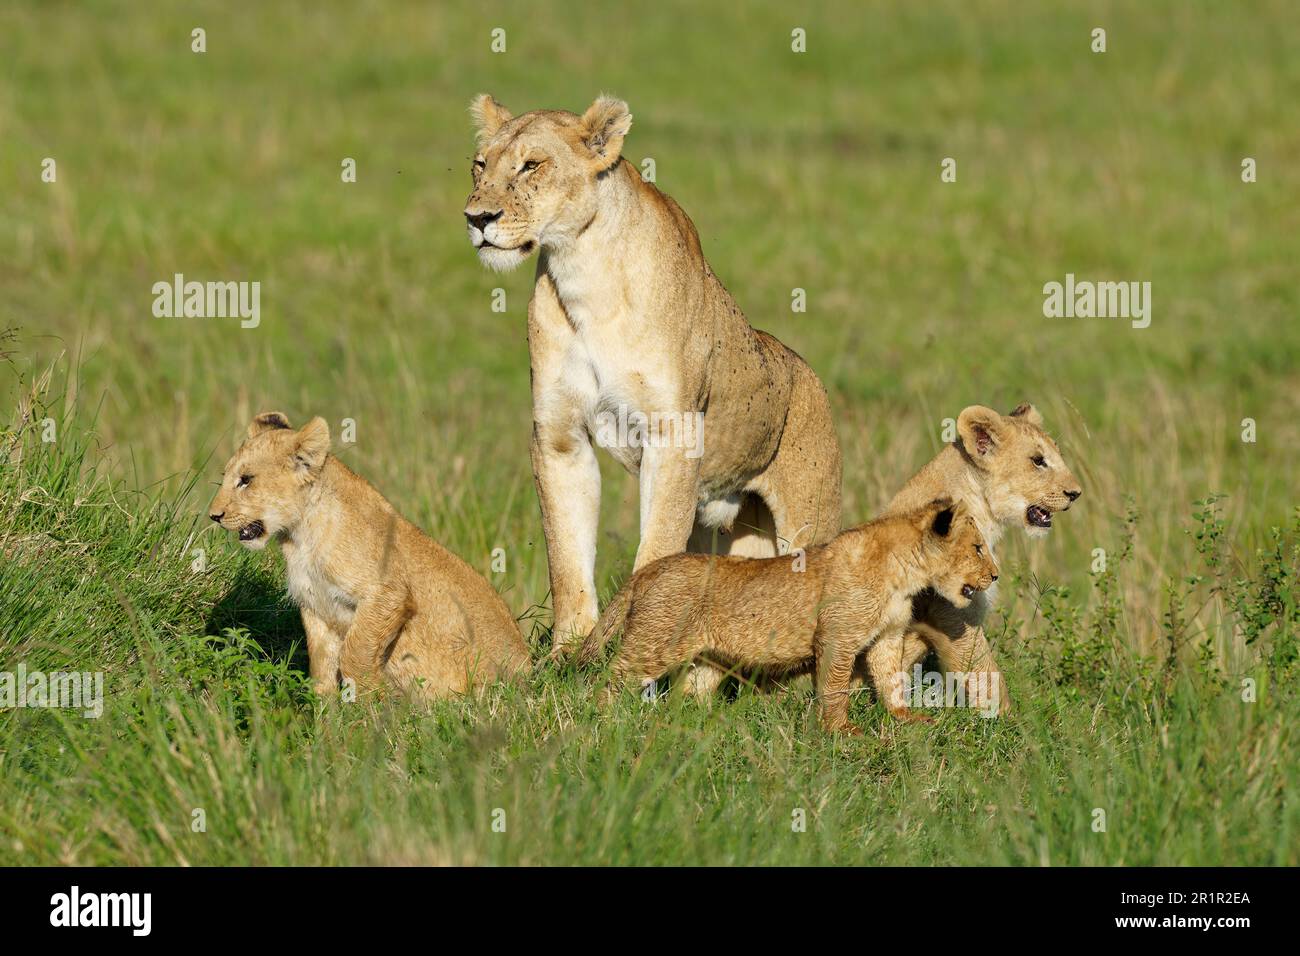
left=887, top=705, right=935, bottom=725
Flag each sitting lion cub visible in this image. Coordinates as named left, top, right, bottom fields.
left=208, top=412, right=530, bottom=698
left=579, top=498, right=998, bottom=734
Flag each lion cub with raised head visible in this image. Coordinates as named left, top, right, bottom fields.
left=208, top=412, right=530, bottom=698
left=859, top=403, right=1083, bottom=717
left=580, top=499, right=997, bottom=734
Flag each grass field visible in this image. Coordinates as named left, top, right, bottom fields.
left=2, top=0, right=1298, bottom=864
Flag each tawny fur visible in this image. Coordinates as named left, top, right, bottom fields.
left=581, top=499, right=998, bottom=735
left=208, top=413, right=530, bottom=699
left=858, top=403, right=1083, bottom=717
left=463, top=94, right=843, bottom=659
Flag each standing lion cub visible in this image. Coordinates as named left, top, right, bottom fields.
left=579, top=498, right=998, bottom=734
left=208, top=413, right=530, bottom=698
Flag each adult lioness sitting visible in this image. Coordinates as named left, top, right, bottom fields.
left=463, top=94, right=843, bottom=658
left=859, top=403, right=1082, bottom=718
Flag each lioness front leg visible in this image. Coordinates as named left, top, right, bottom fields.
left=302, top=605, right=342, bottom=696
left=531, top=419, right=601, bottom=656
left=338, top=583, right=413, bottom=693
left=633, top=442, right=702, bottom=572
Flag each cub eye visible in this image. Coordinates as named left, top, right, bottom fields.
left=520, top=159, right=540, bottom=173
left=1031, top=455, right=1047, bottom=468
left=975, top=543, right=983, bottom=555
left=237, top=474, right=253, bottom=488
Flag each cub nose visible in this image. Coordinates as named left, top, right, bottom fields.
left=1065, top=488, right=1082, bottom=502
left=465, top=209, right=502, bottom=232
left=209, top=511, right=224, bottom=523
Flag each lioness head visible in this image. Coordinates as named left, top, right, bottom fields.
left=956, top=403, right=1082, bottom=538
left=463, top=93, right=633, bottom=272
left=208, top=412, right=330, bottom=550
left=911, top=499, right=1000, bottom=609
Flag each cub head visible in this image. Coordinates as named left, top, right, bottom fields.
left=911, top=498, right=999, bottom=609
left=207, top=412, right=330, bottom=550
left=463, top=93, right=633, bottom=272
left=956, top=403, right=1083, bottom=538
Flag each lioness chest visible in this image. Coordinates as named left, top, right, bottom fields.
left=553, top=315, right=695, bottom=475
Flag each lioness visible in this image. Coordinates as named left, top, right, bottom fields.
left=859, top=403, right=1082, bottom=718
left=462, top=94, right=843, bottom=659
left=208, top=413, right=531, bottom=697
left=582, top=498, right=998, bottom=735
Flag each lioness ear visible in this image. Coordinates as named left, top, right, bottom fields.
left=957, top=405, right=1006, bottom=464
left=294, top=417, right=330, bottom=471
left=1008, top=402, right=1044, bottom=428
left=469, top=93, right=513, bottom=146
left=577, top=95, right=631, bottom=170
left=248, top=411, right=292, bottom=439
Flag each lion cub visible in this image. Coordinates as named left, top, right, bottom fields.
left=209, top=412, right=530, bottom=698
left=580, top=499, right=997, bottom=734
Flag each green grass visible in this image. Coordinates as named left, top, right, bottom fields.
left=2, top=0, right=1299, bottom=864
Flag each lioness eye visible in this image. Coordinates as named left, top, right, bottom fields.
left=975, top=543, right=982, bottom=554
left=520, top=159, right=540, bottom=173
left=1031, top=455, right=1047, bottom=468
left=237, top=474, right=252, bottom=488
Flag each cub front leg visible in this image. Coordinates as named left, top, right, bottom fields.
left=338, top=583, right=413, bottom=693
left=917, top=619, right=1011, bottom=717
left=814, top=625, right=866, bottom=736
left=301, top=605, right=343, bottom=696
left=862, top=631, right=934, bottom=723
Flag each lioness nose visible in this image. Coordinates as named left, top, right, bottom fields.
left=465, top=209, right=502, bottom=232
left=1065, top=488, right=1081, bottom=502
left=209, top=511, right=223, bottom=523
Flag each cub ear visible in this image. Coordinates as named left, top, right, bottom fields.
left=957, top=405, right=1007, bottom=464
left=469, top=93, right=513, bottom=146
left=293, top=416, right=330, bottom=471
left=577, top=95, right=632, bottom=170
left=248, top=411, right=292, bottom=439
left=1008, top=402, right=1044, bottom=428
left=912, top=497, right=956, bottom=537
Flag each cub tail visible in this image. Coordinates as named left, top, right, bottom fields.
left=575, top=582, right=633, bottom=665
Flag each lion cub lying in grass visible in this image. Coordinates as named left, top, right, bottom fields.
left=579, top=498, right=998, bottom=734
left=209, top=413, right=530, bottom=698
